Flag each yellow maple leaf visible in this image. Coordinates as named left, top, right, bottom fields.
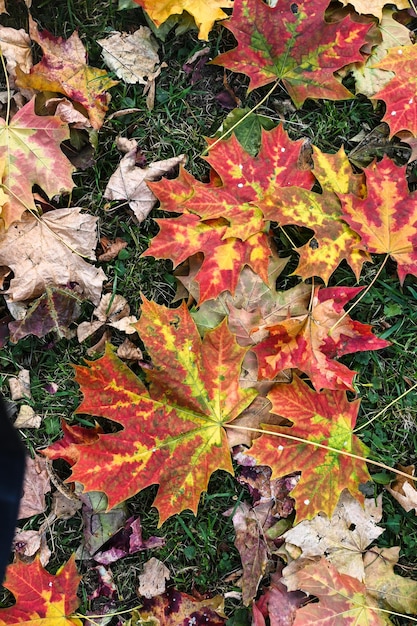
left=135, top=0, right=233, bottom=40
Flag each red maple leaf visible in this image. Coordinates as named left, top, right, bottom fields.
left=0, top=555, right=82, bottom=626
left=212, top=0, right=371, bottom=106
left=44, top=298, right=257, bottom=524
left=254, top=286, right=389, bottom=391
left=245, top=376, right=371, bottom=520
left=340, top=156, right=417, bottom=284
left=144, top=125, right=314, bottom=303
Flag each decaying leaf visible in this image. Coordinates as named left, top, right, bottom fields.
left=98, top=27, right=160, bottom=85
left=136, top=588, right=226, bottom=625
left=282, top=490, right=383, bottom=581
left=9, top=368, right=31, bottom=400
left=338, top=0, right=410, bottom=21
left=386, top=464, right=417, bottom=513
left=77, top=293, right=138, bottom=343
left=138, top=557, right=170, bottom=599
left=252, top=567, right=305, bottom=626
left=0, top=25, right=32, bottom=84
left=104, top=141, right=186, bottom=222
left=17, top=454, right=51, bottom=519
left=14, top=405, right=42, bottom=429
left=0, top=208, right=106, bottom=305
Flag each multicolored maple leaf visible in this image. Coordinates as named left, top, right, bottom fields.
left=43, top=298, right=257, bottom=524
left=144, top=124, right=314, bottom=303
left=212, top=0, right=371, bottom=106
left=340, top=156, right=417, bottom=283
left=254, top=285, right=389, bottom=391
left=0, top=555, right=82, bottom=626
left=246, top=376, right=371, bottom=520
left=0, top=98, right=74, bottom=228
left=16, top=17, right=118, bottom=129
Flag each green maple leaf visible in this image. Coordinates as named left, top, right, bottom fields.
left=44, top=298, right=257, bottom=523
left=246, top=376, right=371, bottom=520
left=144, top=124, right=314, bottom=303
left=212, top=0, right=371, bottom=107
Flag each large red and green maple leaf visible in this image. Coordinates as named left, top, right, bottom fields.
left=253, top=285, right=389, bottom=391
left=340, top=156, right=417, bottom=283
left=212, top=0, right=371, bottom=107
left=144, top=124, right=314, bottom=302
left=0, top=555, right=82, bottom=626
left=43, top=298, right=257, bottom=524
left=0, top=98, right=74, bottom=228
left=246, top=376, right=371, bottom=520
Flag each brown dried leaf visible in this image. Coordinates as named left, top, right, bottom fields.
left=104, top=143, right=186, bottom=222
left=9, top=369, right=31, bottom=400
left=98, top=27, right=160, bottom=85
left=98, top=236, right=128, bottom=262
left=17, top=455, right=51, bottom=519
left=138, top=558, right=170, bottom=599
left=0, top=26, right=32, bottom=85
left=0, top=208, right=106, bottom=305
left=116, top=338, right=143, bottom=361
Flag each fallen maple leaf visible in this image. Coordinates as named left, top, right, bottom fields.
left=144, top=124, right=314, bottom=302
left=0, top=25, right=32, bottom=85
left=213, top=0, right=371, bottom=106
left=0, top=555, right=82, bottom=626
left=16, top=17, right=118, bottom=129
left=364, top=546, right=417, bottom=615
left=246, top=376, right=372, bottom=520
left=253, top=568, right=306, bottom=626
left=285, top=557, right=389, bottom=625
left=283, top=490, right=383, bottom=581
left=370, top=42, right=417, bottom=136
left=0, top=98, right=74, bottom=227
left=134, top=0, right=233, bottom=40
left=17, top=454, right=51, bottom=519
left=0, top=208, right=106, bottom=305
left=137, top=588, right=226, bottom=625
left=340, top=156, right=417, bottom=283
left=44, top=298, right=257, bottom=523
left=339, top=0, right=410, bottom=21
left=98, top=27, right=160, bottom=85
left=254, top=285, right=389, bottom=391
left=104, top=141, right=186, bottom=222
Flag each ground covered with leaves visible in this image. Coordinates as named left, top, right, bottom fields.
left=1, top=0, right=417, bottom=624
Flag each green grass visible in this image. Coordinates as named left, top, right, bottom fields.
left=1, top=1, right=417, bottom=624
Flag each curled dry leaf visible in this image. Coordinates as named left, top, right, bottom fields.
left=117, top=338, right=143, bottom=361
left=104, top=142, right=186, bottom=222
left=386, top=464, right=417, bottom=513
left=0, top=26, right=32, bottom=85
left=0, top=208, right=106, bottom=305
left=77, top=293, right=138, bottom=343
left=97, top=236, right=128, bottom=262
left=98, top=27, right=160, bottom=85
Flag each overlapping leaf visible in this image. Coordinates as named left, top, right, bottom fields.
left=254, top=286, right=389, bottom=391
left=213, top=0, right=371, bottom=106
left=246, top=376, right=371, bottom=520
left=0, top=98, right=74, bottom=227
left=0, top=555, right=82, bottom=626
left=340, top=156, right=417, bottom=283
left=144, top=124, right=314, bottom=302
left=16, top=17, right=118, bottom=129
left=133, top=0, right=233, bottom=40
left=44, top=299, right=257, bottom=523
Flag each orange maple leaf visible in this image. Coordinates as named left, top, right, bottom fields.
left=0, top=555, right=82, bottom=626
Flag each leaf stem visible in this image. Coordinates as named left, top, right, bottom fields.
left=224, top=423, right=417, bottom=482
left=328, top=254, right=389, bottom=335
left=200, top=80, right=279, bottom=156
left=0, top=51, right=11, bottom=126
left=354, top=381, right=417, bottom=433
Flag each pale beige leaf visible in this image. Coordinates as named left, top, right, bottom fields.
left=94, top=293, right=130, bottom=322
left=17, top=454, right=51, bottom=519
left=0, top=208, right=106, bottom=304
left=109, top=315, right=138, bottom=333
left=45, top=97, right=91, bottom=129
left=0, top=1, right=7, bottom=14
left=283, top=490, right=383, bottom=581
left=339, top=0, right=410, bottom=20
left=98, top=27, right=160, bottom=85
left=77, top=319, right=104, bottom=343
left=353, top=8, right=411, bottom=98
left=14, top=405, right=42, bottom=428
left=386, top=465, right=417, bottom=513
left=138, top=558, right=170, bottom=599
left=0, top=26, right=32, bottom=83
left=104, top=143, right=186, bottom=222
left=9, top=368, right=31, bottom=400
